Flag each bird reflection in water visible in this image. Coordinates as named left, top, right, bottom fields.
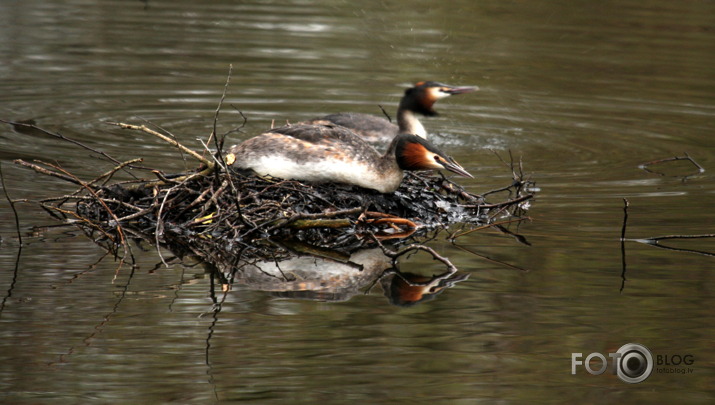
left=206, top=242, right=469, bottom=306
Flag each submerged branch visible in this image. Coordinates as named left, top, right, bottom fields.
left=639, top=153, right=705, bottom=178
left=622, top=198, right=715, bottom=267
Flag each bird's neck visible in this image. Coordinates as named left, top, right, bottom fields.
left=397, top=109, right=427, bottom=138
left=373, top=137, right=406, bottom=192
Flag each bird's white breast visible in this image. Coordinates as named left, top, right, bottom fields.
left=250, top=154, right=402, bottom=193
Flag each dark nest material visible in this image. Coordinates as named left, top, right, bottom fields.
left=5, top=115, right=534, bottom=278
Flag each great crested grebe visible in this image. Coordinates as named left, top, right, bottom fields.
left=304, top=81, right=476, bottom=143
left=227, top=124, right=473, bottom=193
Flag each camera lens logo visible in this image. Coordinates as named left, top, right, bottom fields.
left=616, top=343, right=653, bottom=383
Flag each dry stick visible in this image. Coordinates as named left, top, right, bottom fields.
left=114, top=206, right=156, bottom=223
left=108, top=122, right=214, bottom=168
left=154, top=174, right=205, bottom=267
left=40, top=195, right=98, bottom=203
left=144, top=120, right=190, bottom=166
left=14, top=159, right=84, bottom=186
left=86, top=158, right=144, bottom=190
left=481, top=181, right=520, bottom=198
left=212, top=99, right=254, bottom=229
left=490, top=149, right=517, bottom=179
left=155, top=186, right=175, bottom=267
left=203, top=180, right=229, bottom=220
left=41, top=204, right=116, bottom=242
left=0, top=163, right=22, bottom=245
left=104, top=122, right=218, bottom=192
left=151, top=170, right=182, bottom=185
left=197, top=137, right=249, bottom=227
left=222, top=106, right=248, bottom=141
left=50, top=163, right=134, bottom=269
left=491, top=149, right=532, bottom=190
left=40, top=196, right=143, bottom=218
left=175, top=185, right=214, bottom=221
left=209, top=63, right=233, bottom=154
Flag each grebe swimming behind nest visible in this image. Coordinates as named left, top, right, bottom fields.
left=227, top=124, right=473, bottom=193
left=304, top=81, right=477, bottom=143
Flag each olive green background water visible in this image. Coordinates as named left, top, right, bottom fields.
left=0, top=1, right=713, bottom=403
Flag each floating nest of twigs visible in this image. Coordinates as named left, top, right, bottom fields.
left=5, top=117, right=534, bottom=290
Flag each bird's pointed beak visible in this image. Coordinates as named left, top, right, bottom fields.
left=442, top=156, right=474, bottom=178
left=444, top=85, right=478, bottom=95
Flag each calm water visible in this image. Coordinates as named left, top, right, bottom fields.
left=1, top=0, right=714, bottom=403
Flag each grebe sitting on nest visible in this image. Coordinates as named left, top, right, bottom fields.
left=227, top=124, right=472, bottom=193
left=304, top=81, right=476, bottom=143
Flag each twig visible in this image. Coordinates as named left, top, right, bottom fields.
left=210, top=63, right=233, bottom=154
left=142, top=120, right=190, bottom=167
left=108, top=122, right=214, bottom=168
left=450, top=217, right=530, bottom=239
left=630, top=234, right=715, bottom=257
left=41, top=204, right=117, bottom=243
left=452, top=243, right=529, bottom=272
left=467, top=194, right=533, bottom=210
left=371, top=236, right=457, bottom=273
left=198, top=137, right=248, bottom=227
left=378, top=104, right=393, bottom=123
left=620, top=198, right=629, bottom=292
left=153, top=175, right=205, bottom=267
left=0, top=163, right=22, bottom=245
left=14, top=159, right=85, bottom=186
left=0, top=119, right=135, bottom=172
left=222, top=106, right=248, bottom=141
left=288, top=218, right=353, bottom=229
left=265, top=207, right=365, bottom=233
left=155, top=188, right=172, bottom=267
left=622, top=198, right=715, bottom=263
left=637, top=234, right=715, bottom=242
left=491, top=149, right=518, bottom=179
left=49, top=162, right=134, bottom=266
left=86, top=158, right=144, bottom=189
left=639, top=153, right=705, bottom=177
